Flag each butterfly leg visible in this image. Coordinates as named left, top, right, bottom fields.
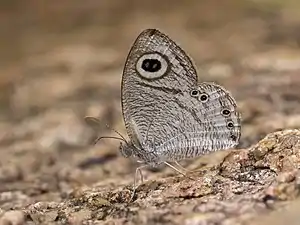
left=164, top=162, right=186, bottom=176
left=174, top=161, right=190, bottom=172
left=129, top=164, right=147, bottom=201
left=164, top=162, right=195, bottom=181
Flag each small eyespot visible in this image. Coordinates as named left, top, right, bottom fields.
left=230, top=134, right=237, bottom=141
left=222, top=108, right=231, bottom=117
left=199, top=93, right=209, bottom=103
left=190, top=90, right=199, bottom=97
left=227, top=121, right=234, bottom=129
left=135, top=52, right=169, bottom=80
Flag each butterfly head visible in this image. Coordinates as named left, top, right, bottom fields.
left=119, top=141, right=134, bottom=158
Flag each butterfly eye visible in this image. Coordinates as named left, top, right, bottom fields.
left=199, top=93, right=209, bottom=103
left=136, top=52, right=169, bottom=80
left=226, top=121, right=234, bottom=129
left=190, top=90, right=199, bottom=97
left=221, top=108, right=231, bottom=117
left=119, top=142, right=132, bottom=158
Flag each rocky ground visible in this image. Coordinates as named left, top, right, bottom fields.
left=1, top=0, right=300, bottom=224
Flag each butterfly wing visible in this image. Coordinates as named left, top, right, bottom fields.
left=155, top=82, right=241, bottom=162
left=121, top=29, right=241, bottom=164
left=122, top=29, right=198, bottom=148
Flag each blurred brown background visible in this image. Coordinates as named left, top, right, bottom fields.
left=1, top=0, right=300, bottom=223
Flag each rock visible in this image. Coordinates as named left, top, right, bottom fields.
left=38, top=129, right=299, bottom=224
left=29, top=211, right=58, bottom=224
left=68, top=209, right=92, bottom=224
left=0, top=210, right=25, bottom=225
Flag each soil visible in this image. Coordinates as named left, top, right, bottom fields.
left=1, top=0, right=300, bottom=224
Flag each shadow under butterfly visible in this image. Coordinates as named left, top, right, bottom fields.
left=85, top=28, right=241, bottom=201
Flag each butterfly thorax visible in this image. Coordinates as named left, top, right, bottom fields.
left=119, top=141, right=163, bottom=167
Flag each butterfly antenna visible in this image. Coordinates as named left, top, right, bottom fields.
left=93, top=127, right=128, bottom=146
left=93, top=136, right=126, bottom=145
left=84, top=116, right=128, bottom=145
left=104, top=123, right=128, bottom=143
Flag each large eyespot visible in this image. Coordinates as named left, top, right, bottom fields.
left=221, top=108, right=231, bottom=117
left=199, top=93, right=209, bottom=103
left=135, top=52, right=169, bottom=80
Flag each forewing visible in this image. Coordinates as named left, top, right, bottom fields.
left=121, top=29, right=198, bottom=150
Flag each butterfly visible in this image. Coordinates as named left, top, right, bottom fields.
left=86, top=29, right=241, bottom=200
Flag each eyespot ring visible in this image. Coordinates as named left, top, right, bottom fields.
left=190, top=89, right=199, bottom=97
left=221, top=108, right=231, bottom=117
left=226, top=121, right=234, bottom=129
left=199, top=93, right=209, bottom=103
left=135, top=52, right=169, bottom=80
